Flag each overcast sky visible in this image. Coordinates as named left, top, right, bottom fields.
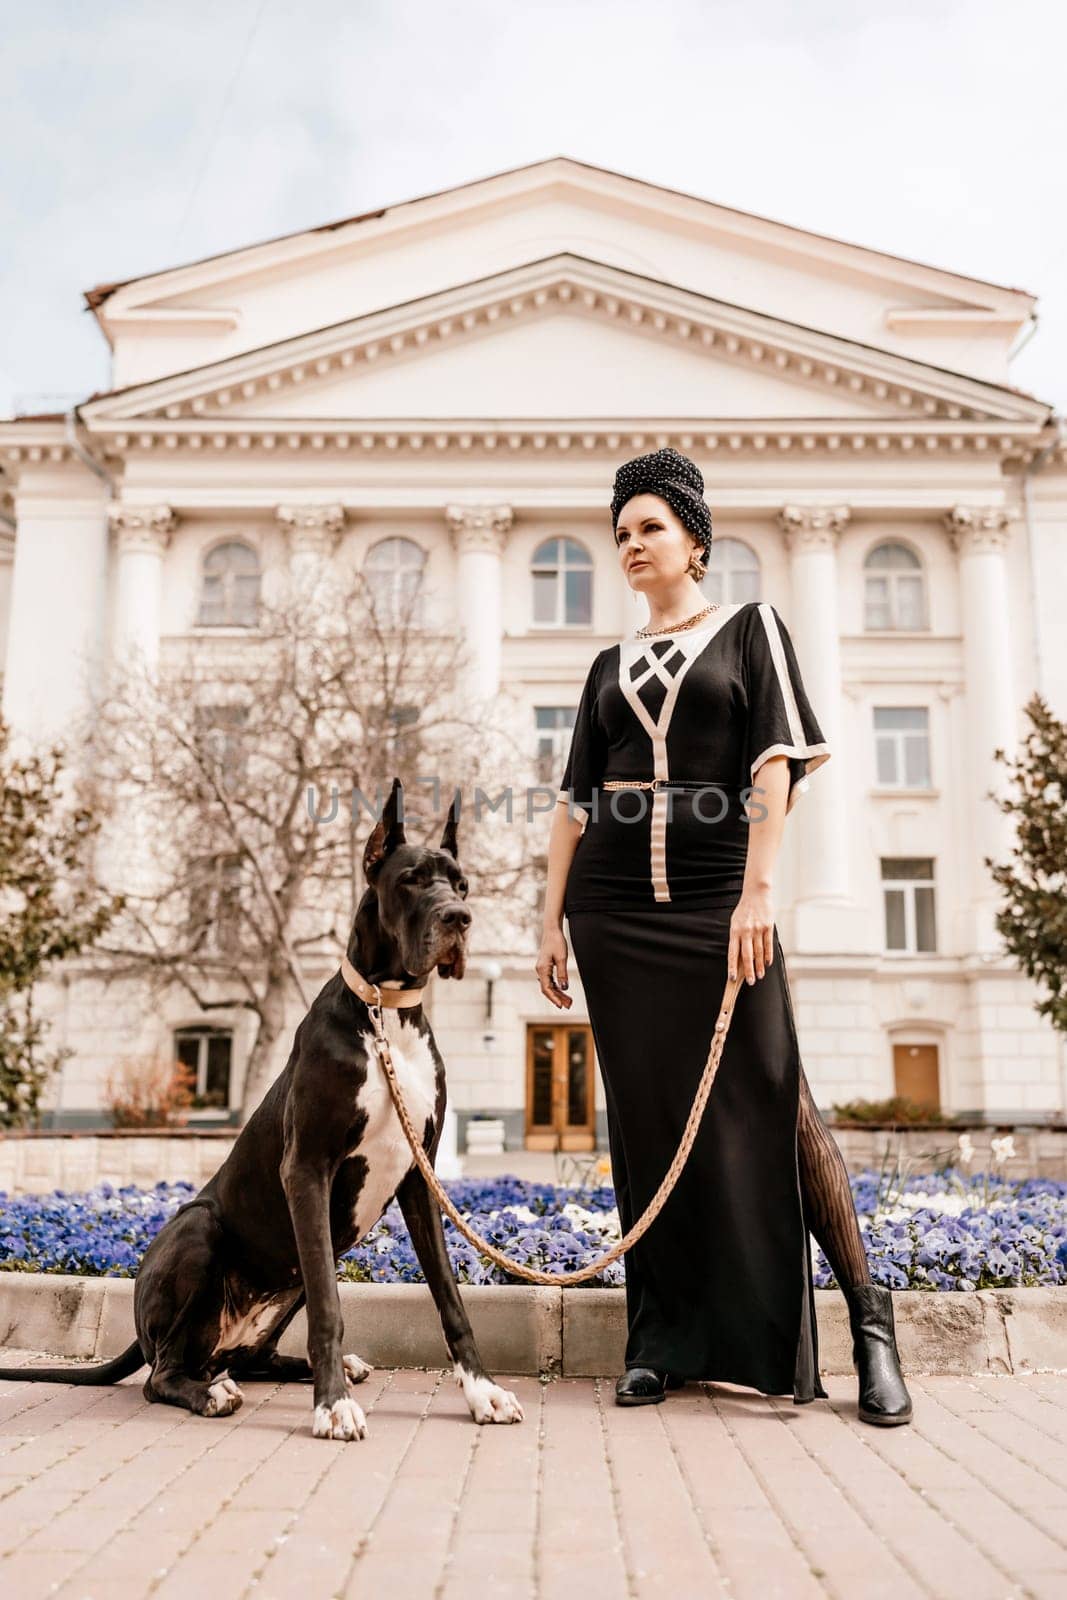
left=2, top=0, right=1065, bottom=416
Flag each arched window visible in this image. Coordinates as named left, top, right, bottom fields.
left=864, top=542, right=926, bottom=630
left=185, top=852, right=243, bottom=956
left=702, top=538, right=761, bottom=605
left=364, top=537, right=426, bottom=626
left=531, top=538, right=593, bottom=627
left=197, top=540, right=261, bottom=627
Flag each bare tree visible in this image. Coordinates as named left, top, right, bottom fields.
left=81, top=565, right=544, bottom=1118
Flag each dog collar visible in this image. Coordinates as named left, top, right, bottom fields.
left=340, top=953, right=426, bottom=1008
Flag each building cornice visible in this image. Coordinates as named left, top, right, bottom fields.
left=23, top=417, right=1048, bottom=462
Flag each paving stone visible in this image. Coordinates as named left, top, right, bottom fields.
left=0, top=1348, right=1064, bottom=1597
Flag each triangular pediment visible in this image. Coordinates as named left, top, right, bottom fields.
left=88, top=158, right=1035, bottom=338
left=80, top=255, right=1047, bottom=432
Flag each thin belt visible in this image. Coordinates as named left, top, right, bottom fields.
left=601, top=777, right=740, bottom=791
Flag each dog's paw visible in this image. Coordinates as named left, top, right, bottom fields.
left=204, top=1376, right=244, bottom=1417
left=312, top=1397, right=368, bottom=1441
left=343, top=1353, right=374, bottom=1386
left=453, top=1363, right=524, bottom=1425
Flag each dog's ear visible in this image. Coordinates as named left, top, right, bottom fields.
left=363, top=777, right=406, bottom=884
left=438, top=786, right=461, bottom=861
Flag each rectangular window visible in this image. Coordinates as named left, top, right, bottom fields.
left=873, top=707, right=931, bottom=788
left=367, top=703, right=420, bottom=768
left=186, top=853, right=243, bottom=955
left=535, top=706, right=576, bottom=785
left=532, top=571, right=558, bottom=624
left=197, top=572, right=227, bottom=628
left=388, top=704, right=420, bottom=767
left=897, top=575, right=926, bottom=631
left=194, top=704, right=249, bottom=795
left=174, top=1027, right=233, bottom=1109
left=881, top=857, right=936, bottom=953
left=564, top=568, right=592, bottom=626
left=864, top=576, right=891, bottom=631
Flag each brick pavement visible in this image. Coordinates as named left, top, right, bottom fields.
left=1, top=1347, right=1066, bottom=1599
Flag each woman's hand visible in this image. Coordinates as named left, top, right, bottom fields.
left=535, top=925, right=573, bottom=1009
left=728, top=885, right=775, bottom=985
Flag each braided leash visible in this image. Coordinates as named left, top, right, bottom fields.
left=363, top=970, right=744, bottom=1286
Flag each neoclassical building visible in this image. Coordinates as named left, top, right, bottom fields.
left=2, top=157, right=1066, bottom=1141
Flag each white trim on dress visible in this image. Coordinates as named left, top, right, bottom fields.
left=751, top=604, right=831, bottom=813
left=556, top=789, right=590, bottom=826
left=749, top=741, right=831, bottom=812
left=618, top=604, right=745, bottom=901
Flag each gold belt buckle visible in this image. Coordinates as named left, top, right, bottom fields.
left=602, top=778, right=661, bottom=791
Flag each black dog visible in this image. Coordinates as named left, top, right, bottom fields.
left=0, top=778, right=524, bottom=1441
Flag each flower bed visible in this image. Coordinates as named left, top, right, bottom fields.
left=1, top=1169, right=1065, bottom=1291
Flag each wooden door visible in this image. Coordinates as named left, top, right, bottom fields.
left=525, top=1023, right=596, bottom=1150
left=893, top=1043, right=940, bottom=1109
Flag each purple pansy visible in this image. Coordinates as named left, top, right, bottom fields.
left=0, top=1169, right=1064, bottom=1291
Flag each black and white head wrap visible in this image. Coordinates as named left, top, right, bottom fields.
left=610, top=446, right=714, bottom=561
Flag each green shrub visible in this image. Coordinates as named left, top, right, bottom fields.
left=829, top=1095, right=959, bottom=1128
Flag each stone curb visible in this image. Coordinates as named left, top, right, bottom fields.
left=0, top=1275, right=1064, bottom=1377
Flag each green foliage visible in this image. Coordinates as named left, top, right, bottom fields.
left=987, top=693, right=1067, bottom=1035
left=0, top=717, right=124, bottom=1127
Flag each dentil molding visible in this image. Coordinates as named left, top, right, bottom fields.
left=64, top=423, right=1044, bottom=461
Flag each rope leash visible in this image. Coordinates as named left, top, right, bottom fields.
left=364, top=970, right=744, bottom=1287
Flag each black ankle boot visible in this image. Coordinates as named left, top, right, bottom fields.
left=615, top=1367, right=667, bottom=1405
left=846, top=1283, right=913, bottom=1426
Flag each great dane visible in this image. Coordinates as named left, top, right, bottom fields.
left=0, top=778, right=524, bottom=1441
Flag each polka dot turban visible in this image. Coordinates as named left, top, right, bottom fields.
left=610, top=446, right=713, bottom=559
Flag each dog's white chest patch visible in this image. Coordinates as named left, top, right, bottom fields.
left=211, top=1288, right=301, bottom=1359
left=350, top=1009, right=439, bottom=1243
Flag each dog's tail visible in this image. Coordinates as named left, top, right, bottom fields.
left=0, top=1339, right=146, bottom=1386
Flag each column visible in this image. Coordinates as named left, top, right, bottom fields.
left=944, top=505, right=1017, bottom=953
left=97, top=505, right=175, bottom=900
left=777, top=504, right=862, bottom=951
left=110, top=504, right=175, bottom=671
left=276, top=503, right=345, bottom=593
left=445, top=503, right=512, bottom=703
left=2, top=461, right=109, bottom=747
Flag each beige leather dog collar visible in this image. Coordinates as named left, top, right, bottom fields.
left=340, top=952, right=426, bottom=1008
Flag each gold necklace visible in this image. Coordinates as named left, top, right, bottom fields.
left=635, top=601, right=720, bottom=639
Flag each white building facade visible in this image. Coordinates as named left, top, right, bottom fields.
left=3, top=157, right=1066, bottom=1143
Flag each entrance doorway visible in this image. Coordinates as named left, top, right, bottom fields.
left=892, top=1042, right=940, bottom=1110
left=525, top=1022, right=596, bottom=1150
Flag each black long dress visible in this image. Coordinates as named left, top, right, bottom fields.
left=557, top=599, right=832, bottom=1402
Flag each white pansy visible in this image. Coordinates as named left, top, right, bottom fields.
left=561, top=1201, right=620, bottom=1237
left=877, top=1189, right=996, bottom=1218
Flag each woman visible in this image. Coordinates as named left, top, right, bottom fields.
left=535, top=447, right=912, bottom=1425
